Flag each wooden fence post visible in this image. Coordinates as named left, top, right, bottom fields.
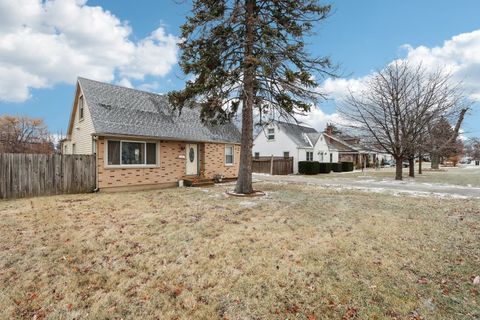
left=270, top=155, right=274, bottom=175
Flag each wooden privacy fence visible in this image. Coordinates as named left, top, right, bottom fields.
left=0, top=153, right=96, bottom=199
left=252, top=156, right=293, bottom=175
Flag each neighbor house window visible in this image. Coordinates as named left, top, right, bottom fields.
left=107, top=140, right=157, bottom=166
left=225, top=145, right=234, bottom=165
left=267, top=128, right=275, bottom=140
left=79, top=96, right=84, bottom=121
left=254, top=152, right=260, bottom=159
left=306, top=151, right=313, bottom=161
left=284, top=151, right=289, bottom=158
left=72, top=143, right=76, bottom=154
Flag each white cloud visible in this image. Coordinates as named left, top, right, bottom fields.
left=0, top=0, right=178, bottom=102
left=297, top=106, right=342, bottom=132
left=120, top=28, right=177, bottom=80
left=402, top=30, right=480, bottom=101
left=116, top=78, right=133, bottom=89
left=319, top=29, right=480, bottom=103
left=320, top=77, right=369, bottom=101
left=137, top=81, right=161, bottom=92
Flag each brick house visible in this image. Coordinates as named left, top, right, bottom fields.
left=62, top=78, right=241, bottom=191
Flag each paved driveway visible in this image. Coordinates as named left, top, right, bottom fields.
left=253, top=173, right=480, bottom=199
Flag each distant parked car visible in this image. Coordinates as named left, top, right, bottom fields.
left=386, top=160, right=396, bottom=167
left=402, top=161, right=410, bottom=168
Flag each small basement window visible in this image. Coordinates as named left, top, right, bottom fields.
left=107, top=140, right=157, bottom=166
left=306, top=151, right=313, bottom=161
left=267, top=128, right=275, bottom=140
left=225, top=145, right=234, bottom=165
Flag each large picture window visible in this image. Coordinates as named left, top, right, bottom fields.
left=225, top=145, right=234, bottom=165
left=107, top=140, right=157, bottom=166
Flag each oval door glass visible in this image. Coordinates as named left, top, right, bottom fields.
left=189, top=147, right=195, bottom=162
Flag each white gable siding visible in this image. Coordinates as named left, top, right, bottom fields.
left=65, top=88, right=95, bottom=154
left=313, top=134, right=339, bottom=163
left=252, top=123, right=300, bottom=173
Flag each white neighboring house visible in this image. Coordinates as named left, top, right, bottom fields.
left=252, top=121, right=342, bottom=174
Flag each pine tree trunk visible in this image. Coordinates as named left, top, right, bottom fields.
left=408, top=157, right=415, bottom=177
left=234, top=0, right=255, bottom=194
left=395, top=156, right=403, bottom=180
left=431, top=153, right=440, bottom=170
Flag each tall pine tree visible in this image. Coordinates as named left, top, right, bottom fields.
left=169, top=0, right=335, bottom=194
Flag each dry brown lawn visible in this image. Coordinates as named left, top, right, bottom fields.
left=0, top=183, right=479, bottom=319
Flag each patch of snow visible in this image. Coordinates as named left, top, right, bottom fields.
left=320, top=183, right=471, bottom=199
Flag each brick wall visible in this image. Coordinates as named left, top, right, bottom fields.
left=97, top=137, right=240, bottom=189
left=203, top=143, right=240, bottom=178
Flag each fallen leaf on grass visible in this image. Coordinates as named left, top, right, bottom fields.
left=342, top=306, right=358, bottom=320
left=286, top=304, right=300, bottom=314
left=409, top=311, right=423, bottom=320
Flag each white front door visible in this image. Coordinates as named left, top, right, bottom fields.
left=185, top=143, right=198, bottom=175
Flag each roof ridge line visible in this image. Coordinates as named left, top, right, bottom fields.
left=77, top=77, right=166, bottom=98
left=276, top=119, right=316, bottom=130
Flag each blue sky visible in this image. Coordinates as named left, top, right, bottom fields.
left=1, top=0, right=479, bottom=137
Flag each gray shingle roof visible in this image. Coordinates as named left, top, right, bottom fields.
left=324, top=134, right=359, bottom=153
left=78, top=77, right=241, bottom=144
left=306, top=132, right=322, bottom=146
left=276, top=121, right=318, bottom=148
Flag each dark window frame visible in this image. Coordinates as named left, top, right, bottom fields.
left=267, top=128, right=275, bottom=140
left=106, top=140, right=158, bottom=167
left=78, top=95, right=84, bottom=121
left=306, top=151, right=313, bottom=161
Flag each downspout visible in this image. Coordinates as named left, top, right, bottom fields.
left=92, top=135, right=99, bottom=192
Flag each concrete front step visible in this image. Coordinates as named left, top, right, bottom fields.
left=183, top=178, right=215, bottom=187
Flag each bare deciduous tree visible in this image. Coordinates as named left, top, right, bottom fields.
left=338, top=61, right=469, bottom=180
left=0, top=115, right=53, bottom=154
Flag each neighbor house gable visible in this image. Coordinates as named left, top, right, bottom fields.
left=253, top=122, right=299, bottom=154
